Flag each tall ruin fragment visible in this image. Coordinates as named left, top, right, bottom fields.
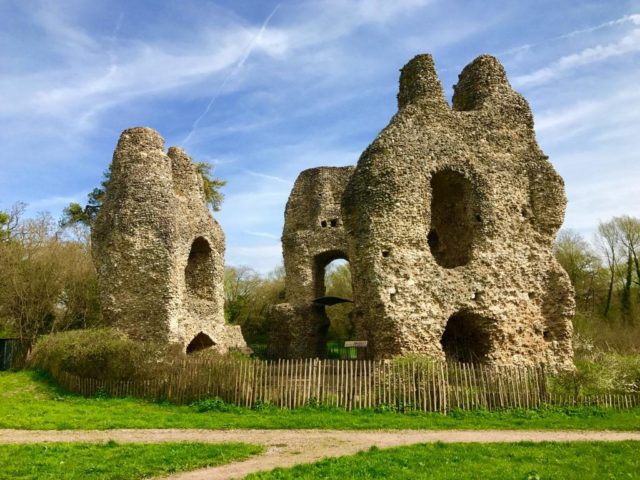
left=274, top=54, right=575, bottom=369
left=92, top=127, right=246, bottom=353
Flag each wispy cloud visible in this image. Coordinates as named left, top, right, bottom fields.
left=514, top=17, right=640, bottom=87
left=243, top=230, right=279, bottom=240
left=501, top=13, right=640, bottom=56
left=244, top=170, right=292, bottom=185
left=535, top=82, right=640, bottom=142
left=182, top=3, right=282, bottom=145
left=3, top=0, right=639, bottom=275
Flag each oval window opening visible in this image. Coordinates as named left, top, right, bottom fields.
left=185, top=237, right=215, bottom=299
left=428, top=170, right=478, bottom=268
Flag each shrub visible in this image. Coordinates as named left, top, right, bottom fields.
left=29, top=328, right=166, bottom=381
left=549, top=353, right=640, bottom=396
left=190, top=397, right=232, bottom=412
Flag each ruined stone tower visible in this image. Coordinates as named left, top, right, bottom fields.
left=276, top=54, right=574, bottom=369
left=92, top=127, right=246, bottom=353
left=271, top=166, right=354, bottom=357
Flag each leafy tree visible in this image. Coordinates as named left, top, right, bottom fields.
left=0, top=211, right=102, bottom=352
left=61, top=160, right=225, bottom=228
left=223, top=265, right=285, bottom=344
left=596, top=220, right=621, bottom=319
left=554, top=230, right=601, bottom=312
left=194, top=162, right=226, bottom=212
left=613, top=216, right=640, bottom=323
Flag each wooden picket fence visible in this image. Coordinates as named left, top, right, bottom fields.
left=51, top=358, right=640, bottom=412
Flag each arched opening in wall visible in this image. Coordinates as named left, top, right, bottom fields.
left=186, top=332, right=215, bottom=354
left=440, top=311, right=492, bottom=363
left=185, top=237, right=215, bottom=300
left=428, top=170, right=479, bottom=268
left=323, top=259, right=354, bottom=346
left=311, top=251, right=353, bottom=357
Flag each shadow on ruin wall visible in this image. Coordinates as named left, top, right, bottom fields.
left=270, top=54, right=575, bottom=370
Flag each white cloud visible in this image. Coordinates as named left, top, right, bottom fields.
left=514, top=25, right=640, bottom=87
left=535, top=83, right=640, bottom=143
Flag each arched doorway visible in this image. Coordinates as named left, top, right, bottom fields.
left=440, top=311, right=492, bottom=363
left=186, top=332, right=215, bottom=353
left=309, top=251, right=353, bottom=357
left=323, top=258, right=354, bottom=345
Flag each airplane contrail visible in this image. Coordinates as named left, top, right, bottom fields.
left=183, top=4, right=281, bottom=145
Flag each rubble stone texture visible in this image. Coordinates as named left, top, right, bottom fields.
left=92, top=127, right=246, bottom=353
left=276, top=54, right=574, bottom=369
left=271, top=166, right=354, bottom=358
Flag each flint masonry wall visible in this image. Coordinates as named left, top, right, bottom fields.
left=271, top=166, right=354, bottom=358
left=91, top=127, right=246, bottom=353
left=277, top=54, right=574, bottom=369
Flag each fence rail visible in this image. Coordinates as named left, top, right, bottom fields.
left=51, top=358, right=640, bottom=412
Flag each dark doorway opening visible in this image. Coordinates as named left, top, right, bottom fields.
left=186, top=332, right=215, bottom=354
left=440, top=311, right=492, bottom=363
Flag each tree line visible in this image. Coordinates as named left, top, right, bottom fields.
left=2, top=194, right=638, bottom=353
left=555, top=216, right=640, bottom=326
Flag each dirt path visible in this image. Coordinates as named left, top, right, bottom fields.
left=1, top=429, right=639, bottom=479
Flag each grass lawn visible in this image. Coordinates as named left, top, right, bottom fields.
left=0, top=441, right=262, bottom=479
left=1, top=371, right=639, bottom=430
left=246, top=441, right=640, bottom=479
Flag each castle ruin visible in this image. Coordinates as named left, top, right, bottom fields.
left=92, top=127, right=246, bottom=353
left=273, top=54, right=575, bottom=369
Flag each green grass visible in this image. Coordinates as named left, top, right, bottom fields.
left=1, top=371, right=640, bottom=430
left=246, top=441, right=640, bottom=479
left=0, top=441, right=262, bottom=479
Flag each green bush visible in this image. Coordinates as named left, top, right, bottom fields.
left=549, top=353, right=640, bottom=396
left=190, top=397, right=233, bottom=412
left=29, top=328, right=166, bottom=381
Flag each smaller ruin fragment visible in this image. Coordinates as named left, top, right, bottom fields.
left=92, top=127, right=246, bottom=353
left=270, top=166, right=354, bottom=358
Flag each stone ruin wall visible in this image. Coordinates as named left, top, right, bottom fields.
left=270, top=166, right=354, bottom=358
left=276, top=54, right=575, bottom=369
left=91, top=127, right=246, bottom=354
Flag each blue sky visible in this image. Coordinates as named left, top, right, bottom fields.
left=1, top=0, right=639, bottom=272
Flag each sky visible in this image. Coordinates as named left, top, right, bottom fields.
left=1, top=0, right=639, bottom=273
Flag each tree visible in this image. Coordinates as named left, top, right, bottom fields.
left=554, top=230, right=601, bottom=311
left=60, top=166, right=111, bottom=228
left=0, top=202, right=26, bottom=241
left=0, top=211, right=102, bottom=350
left=596, top=220, right=621, bottom=319
left=194, top=162, right=226, bottom=212
left=61, top=160, right=225, bottom=228
left=224, top=266, right=262, bottom=325
left=613, top=216, right=640, bottom=323
left=223, top=265, right=285, bottom=344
